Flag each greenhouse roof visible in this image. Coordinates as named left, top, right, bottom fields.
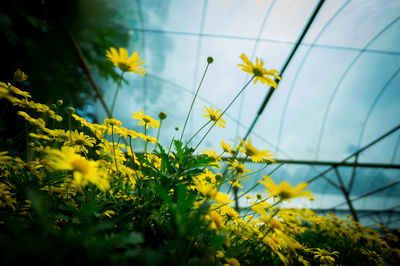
left=92, top=0, right=400, bottom=228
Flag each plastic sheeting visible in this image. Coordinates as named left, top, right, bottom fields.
left=93, top=0, right=400, bottom=228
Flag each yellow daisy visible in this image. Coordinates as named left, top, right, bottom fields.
left=64, top=130, right=96, bottom=153
left=220, top=140, right=233, bottom=153
left=132, top=110, right=160, bottom=129
left=202, top=106, right=226, bottom=128
left=240, top=138, right=275, bottom=163
left=238, top=53, right=281, bottom=88
left=313, top=248, right=339, bottom=264
left=106, top=47, right=146, bottom=75
left=46, top=146, right=110, bottom=191
left=259, top=176, right=312, bottom=201
left=227, top=159, right=251, bottom=182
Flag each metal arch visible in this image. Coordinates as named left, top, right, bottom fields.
left=275, top=0, right=350, bottom=153
left=350, top=67, right=400, bottom=195
left=136, top=0, right=147, bottom=112
left=192, top=0, right=208, bottom=89
left=327, top=180, right=400, bottom=210
left=306, top=124, right=400, bottom=185
left=235, top=0, right=277, bottom=137
left=122, top=27, right=400, bottom=56
left=391, top=132, right=400, bottom=164
left=357, top=205, right=400, bottom=219
left=313, top=16, right=400, bottom=160
left=356, top=67, right=400, bottom=149
left=188, top=0, right=208, bottom=136
left=275, top=0, right=350, bottom=182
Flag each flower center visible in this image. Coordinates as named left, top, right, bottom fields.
left=320, top=250, right=331, bottom=256
left=252, top=67, right=264, bottom=77
left=278, top=190, right=291, bottom=200
left=118, top=62, right=130, bottom=72
left=235, top=165, right=244, bottom=173
left=209, top=114, right=219, bottom=121
left=70, top=158, right=90, bottom=175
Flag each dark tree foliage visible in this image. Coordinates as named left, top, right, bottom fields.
left=0, top=0, right=131, bottom=149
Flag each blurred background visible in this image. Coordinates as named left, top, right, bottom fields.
left=1, top=0, right=400, bottom=229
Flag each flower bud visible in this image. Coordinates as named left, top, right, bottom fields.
left=65, top=107, right=75, bottom=116
left=207, top=56, right=214, bottom=64
left=57, top=99, right=63, bottom=106
left=50, top=104, right=57, bottom=110
left=175, top=127, right=179, bottom=131
left=158, top=112, right=167, bottom=120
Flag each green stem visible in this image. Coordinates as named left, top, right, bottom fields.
left=51, top=106, right=59, bottom=130
left=25, top=121, right=29, bottom=161
left=110, top=71, right=125, bottom=117
left=194, top=76, right=255, bottom=151
left=144, top=123, right=148, bottom=153
left=180, top=62, right=210, bottom=142
left=68, top=116, right=72, bottom=142
left=186, top=120, right=211, bottom=146
left=156, top=120, right=163, bottom=140
left=168, top=136, right=175, bottom=155
left=111, top=125, right=119, bottom=175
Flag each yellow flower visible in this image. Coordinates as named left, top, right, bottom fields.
left=103, top=210, right=115, bottom=218
left=202, top=148, right=222, bottom=162
left=227, top=159, right=251, bottom=182
left=0, top=151, right=13, bottom=164
left=136, top=132, right=158, bottom=143
left=13, top=68, right=29, bottom=82
left=237, top=53, right=281, bottom=88
left=104, top=118, right=122, bottom=127
left=132, top=110, right=160, bottom=129
left=106, top=47, right=146, bottom=75
left=17, top=111, right=50, bottom=133
left=230, top=180, right=243, bottom=189
left=195, top=181, right=232, bottom=204
left=115, top=127, right=138, bottom=139
left=225, top=258, right=240, bottom=266
left=207, top=210, right=223, bottom=229
left=221, top=140, right=233, bottom=153
left=259, top=176, right=312, bottom=201
left=64, top=130, right=96, bottom=153
left=29, top=132, right=51, bottom=141
left=313, top=248, right=339, bottom=264
left=203, top=106, right=226, bottom=128
left=47, top=129, right=69, bottom=142
left=0, top=183, right=17, bottom=210
left=7, top=83, right=31, bottom=98
left=240, top=138, right=275, bottom=163
left=46, top=146, right=110, bottom=191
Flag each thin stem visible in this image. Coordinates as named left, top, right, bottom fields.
left=144, top=123, right=148, bottom=153
left=25, top=121, right=29, bottom=161
left=194, top=77, right=255, bottom=151
left=111, top=125, right=119, bottom=175
left=68, top=116, right=72, bottom=142
left=51, top=106, right=59, bottom=130
left=186, top=120, right=211, bottom=146
left=168, top=136, right=175, bottom=155
left=110, top=71, right=125, bottom=117
left=180, top=62, right=210, bottom=142
left=157, top=120, right=163, bottom=140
